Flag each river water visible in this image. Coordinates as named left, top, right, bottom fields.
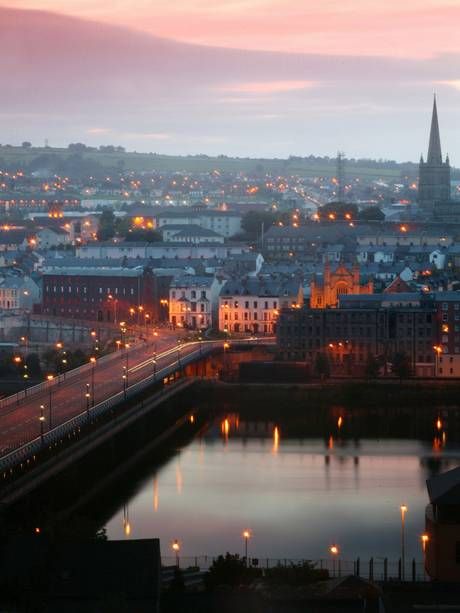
left=103, top=400, right=460, bottom=567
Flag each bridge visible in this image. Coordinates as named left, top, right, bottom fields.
left=0, top=334, right=275, bottom=504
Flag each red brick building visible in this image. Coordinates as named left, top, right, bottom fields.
left=41, top=266, right=170, bottom=323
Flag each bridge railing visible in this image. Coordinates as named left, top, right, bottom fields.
left=0, top=344, right=219, bottom=475
left=0, top=337, right=162, bottom=412
left=160, top=555, right=427, bottom=581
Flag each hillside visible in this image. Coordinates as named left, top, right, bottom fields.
left=0, top=146, right=419, bottom=181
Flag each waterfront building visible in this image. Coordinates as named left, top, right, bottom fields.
left=310, top=262, right=373, bottom=308
left=41, top=265, right=170, bottom=323
left=425, top=466, right=460, bottom=582
left=277, top=292, right=438, bottom=376
left=218, top=277, right=303, bottom=335
left=169, top=275, right=224, bottom=330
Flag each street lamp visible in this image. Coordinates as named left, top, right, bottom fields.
left=400, top=504, right=408, bottom=581
left=242, top=529, right=251, bottom=565
left=39, top=404, right=45, bottom=444
left=330, top=544, right=339, bottom=577
left=107, top=294, right=118, bottom=324
left=177, top=339, right=182, bottom=371
left=433, top=345, right=442, bottom=377
left=90, top=356, right=96, bottom=406
left=421, top=533, right=429, bottom=579
left=46, top=374, right=54, bottom=428
left=85, top=383, right=90, bottom=418
left=172, top=539, right=180, bottom=567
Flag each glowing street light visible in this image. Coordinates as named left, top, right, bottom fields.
left=39, top=404, right=45, bottom=443
left=400, top=504, right=408, bottom=581
left=329, top=544, right=340, bottom=577
left=172, top=539, right=180, bottom=567
left=243, top=529, right=251, bottom=564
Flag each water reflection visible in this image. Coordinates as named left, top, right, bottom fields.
left=104, top=404, right=460, bottom=562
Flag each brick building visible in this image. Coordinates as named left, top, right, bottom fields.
left=41, top=265, right=170, bottom=323
left=277, top=292, right=439, bottom=376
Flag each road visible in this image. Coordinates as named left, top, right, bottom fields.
left=0, top=329, right=193, bottom=455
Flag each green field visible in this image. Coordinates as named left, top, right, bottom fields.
left=0, top=146, right=416, bottom=181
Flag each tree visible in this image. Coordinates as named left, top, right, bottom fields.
left=124, top=229, right=161, bottom=243
left=314, top=353, right=330, bottom=379
left=264, top=561, right=328, bottom=585
left=392, top=352, right=411, bottom=380
left=21, top=141, right=32, bottom=148
left=358, top=206, right=385, bottom=221
left=364, top=354, right=380, bottom=379
left=97, top=209, right=116, bottom=241
left=241, top=210, right=277, bottom=240
left=205, top=553, right=261, bottom=589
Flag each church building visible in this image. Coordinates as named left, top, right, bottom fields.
left=418, top=96, right=452, bottom=216
left=310, top=262, right=373, bottom=309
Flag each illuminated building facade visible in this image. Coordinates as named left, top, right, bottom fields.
left=310, top=262, right=373, bottom=308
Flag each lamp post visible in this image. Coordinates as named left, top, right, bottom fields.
left=329, top=544, right=339, bottom=577
left=223, top=341, right=230, bottom=378
left=400, top=504, right=408, bottom=581
left=85, top=383, right=90, bottom=418
left=90, top=356, right=96, bottom=407
left=177, top=339, right=182, bottom=372
left=39, top=404, right=45, bottom=444
left=172, top=539, right=180, bottom=568
left=108, top=294, right=118, bottom=324
left=46, top=374, right=54, bottom=428
left=433, top=345, right=442, bottom=377
left=243, top=529, right=251, bottom=566
left=421, top=533, right=429, bottom=580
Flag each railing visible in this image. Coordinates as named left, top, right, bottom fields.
left=0, top=343, right=219, bottom=476
left=0, top=338, right=152, bottom=412
left=160, top=555, right=428, bottom=581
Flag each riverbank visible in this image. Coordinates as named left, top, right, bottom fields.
left=203, top=378, right=460, bottom=408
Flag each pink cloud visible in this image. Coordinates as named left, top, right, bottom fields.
left=8, top=0, right=460, bottom=58
left=219, top=80, right=315, bottom=94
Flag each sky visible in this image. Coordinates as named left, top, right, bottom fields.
left=1, top=1, right=460, bottom=161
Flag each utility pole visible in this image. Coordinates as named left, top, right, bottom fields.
left=337, top=151, right=346, bottom=203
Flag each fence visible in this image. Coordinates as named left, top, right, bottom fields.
left=0, top=342, right=223, bottom=477
left=160, top=555, right=428, bottom=582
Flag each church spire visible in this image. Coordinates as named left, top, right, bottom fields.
left=427, top=94, right=443, bottom=165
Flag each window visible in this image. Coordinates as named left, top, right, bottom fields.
left=172, top=291, right=176, bottom=299
left=264, top=301, right=268, bottom=309
left=253, top=301, right=258, bottom=308
left=201, top=291, right=207, bottom=299
left=254, top=312, right=258, bottom=320
left=191, top=290, right=196, bottom=299
left=245, top=301, right=249, bottom=309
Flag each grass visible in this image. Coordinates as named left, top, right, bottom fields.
left=0, top=146, right=411, bottom=180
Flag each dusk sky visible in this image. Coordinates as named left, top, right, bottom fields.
left=1, top=1, right=460, bottom=161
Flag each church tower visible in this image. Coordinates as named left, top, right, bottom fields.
left=418, top=96, right=451, bottom=214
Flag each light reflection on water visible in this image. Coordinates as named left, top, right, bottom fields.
left=105, top=414, right=460, bottom=562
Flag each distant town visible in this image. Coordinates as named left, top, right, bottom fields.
left=0, top=98, right=458, bottom=381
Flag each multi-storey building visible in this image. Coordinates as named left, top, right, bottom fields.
left=156, top=208, right=242, bottom=238
left=218, top=278, right=303, bottom=336
left=169, top=275, right=224, bottom=330
left=277, top=292, right=438, bottom=376
left=41, top=265, right=170, bottom=323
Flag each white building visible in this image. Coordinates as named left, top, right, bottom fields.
left=37, top=227, right=71, bottom=249
left=156, top=209, right=242, bottom=238
left=77, top=241, right=249, bottom=260
left=159, top=225, right=225, bottom=244
left=0, top=275, right=40, bottom=311
left=218, top=278, right=304, bottom=336
left=169, top=275, right=224, bottom=330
